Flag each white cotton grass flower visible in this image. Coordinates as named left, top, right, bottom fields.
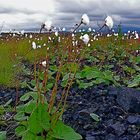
left=13, top=33, right=16, bottom=37
left=41, top=61, right=47, bottom=67
left=82, top=29, right=85, bottom=32
left=81, top=34, right=90, bottom=45
left=37, top=45, right=41, bottom=49
left=44, top=20, right=52, bottom=31
left=88, top=43, right=91, bottom=47
left=134, top=31, right=139, bottom=39
left=62, top=27, right=66, bottom=32
left=72, top=14, right=89, bottom=33
left=128, top=31, right=130, bottom=34
left=58, top=37, right=61, bottom=42
left=107, top=34, right=112, bottom=37
left=88, top=28, right=92, bottom=32
left=114, top=33, right=118, bottom=37
left=80, top=35, right=83, bottom=40
left=32, top=41, right=37, bottom=49
left=79, top=29, right=81, bottom=32
left=105, top=16, right=114, bottom=30
left=81, top=14, right=90, bottom=25
left=29, top=34, right=33, bottom=39
left=72, top=33, right=75, bottom=37
left=55, top=31, right=58, bottom=36
left=48, top=36, right=52, bottom=41
left=25, top=34, right=28, bottom=37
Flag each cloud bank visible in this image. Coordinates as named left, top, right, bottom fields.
left=0, top=0, right=139, bottom=31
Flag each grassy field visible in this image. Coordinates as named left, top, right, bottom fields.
left=0, top=32, right=140, bottom=87
left=0, top=31, right=140, bottom=140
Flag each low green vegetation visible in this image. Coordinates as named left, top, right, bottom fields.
left=0, top=32, right=140, bottom=139
left=0, top=33, right=140, bottom=88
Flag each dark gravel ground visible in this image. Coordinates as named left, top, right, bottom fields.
left=0, top=84, right=140, bottom=140
left=63, top=84, right=140, bottom=140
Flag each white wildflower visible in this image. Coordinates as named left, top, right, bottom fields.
left=55, top=31, right=58, bottom=36
left=29, top=34, right=33, bottom=39
left=62, top=28, right=66, bottom=32
left=88, top=28, right=92, bottom=32
left=42, top=61, right=47, bottom=67
left=81, top=14, right=90, bottom=25
left=88, top=43, right=91, bottom=47
left=37, top=45, right=41, bottom=48
left=82, top=34, right=90, bottom=45
left=105, top=16, right=113, bottom=30
left=44, top=20, right=52, bottom=31
left=32, top=41, right=37, bottom=49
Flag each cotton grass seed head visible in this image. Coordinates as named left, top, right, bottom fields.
left=105, top=16, right=113, bottom=30
left=44, top=20, right=52, bottom=31
left=81, top=14, right=90, bottom=25
left=82, top=34, right=90, bottom=45
left=32, top=41, right=37, bottom=49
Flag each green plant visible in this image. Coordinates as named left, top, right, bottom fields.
left=128, top=74, right=140, bottom=88
left=14, top=33, right=83, bottom=140
left=75, top=66, right=118, bottom=89
left=90, top=113, right=100, bottom=122
left=15, top=92, right=82, bottom=140
left=0, top=131, right=6, bottom=140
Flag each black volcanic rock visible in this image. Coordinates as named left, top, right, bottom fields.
left=116, top=87, right=140, bottom=113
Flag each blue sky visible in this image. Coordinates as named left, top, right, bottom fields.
left=0, top=0, right=140, bottom=31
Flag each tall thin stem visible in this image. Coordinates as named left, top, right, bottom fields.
left=72, top=22, right=82, bottom=33
left=98, top=24, right=105, bottom=32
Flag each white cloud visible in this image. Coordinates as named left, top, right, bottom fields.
left=0, top=0, right=140, bottom=30
left=0, top=0, right=56, bottom=30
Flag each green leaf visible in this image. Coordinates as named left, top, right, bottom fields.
left=135, top=56, right=140, bottom=64
left=90, top=113, right=100, bottom=122
left=47, top=82, right=54, bottom=90
left=16, top=105, right=25, bottom=113
left=4, top=99, right=12, bottom=107
left=50, top=120, right=82, bottom=140
left=46, top=136, right=57, bottom=140
left=22, top=131, right=44, bottom=140
left=75, top=73, right=81, bottom=79
left=20, top=92, right=38, bottom=102
left=20, top=81, right=28, bottom=88
left=68, top=62, right=79, bottom=73
left=86, top=70, right=101, bottom=80
left=78, top=81, right=93, bottom=89
left=28, top=103, right=50, bottom=134
left=128, top=74, right=140, bottom=88
left=15, top=125, right=26, bottom=137
left=62, top=73, right=74, bottom=81
left=61, top=73, right=74, bottom=87
left=0, top=106, right=5, bottom=115
left=14, top=111, right=27, bottom=121
left=29, top=80, right=36, bottom=88
left=95, top=78, right=107, bottom=84
left=0, top=131, right=6, bottom=140
left=25, top=100, right=36, bottom=114
left=50, top=65, right=58, bottom=72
